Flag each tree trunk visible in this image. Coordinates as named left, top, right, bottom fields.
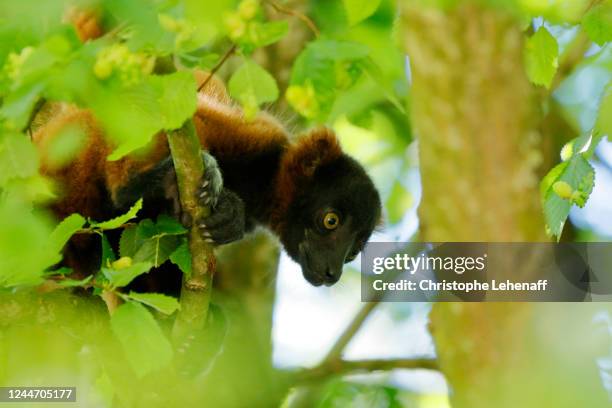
left=400, top=2, right=609, bottom=407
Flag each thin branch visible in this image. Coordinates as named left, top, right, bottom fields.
left=292, top=358, right=439, bottom=383
left=168, top=121, right=215, bottom=343
left=264, top=0, right=320, bottom=38
left=197, top=44, right=237, bottom=92
left=322, top=301, right=380, bottom=363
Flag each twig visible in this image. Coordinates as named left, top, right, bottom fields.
left=550, top=30, right=591, bottom=91
left=197, top=44, right=237, bottom=92
left=264, top=0, right=320, bottom=38
left=292, top=357, right=439, bottom=383
left=168, top=121, right=215, bottom=343
left=322, top=301, right=380, bottom=363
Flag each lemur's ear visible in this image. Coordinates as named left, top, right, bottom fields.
left=290, top=127, right=342, bottom=179
left=271, top=128, right=343, bottom=233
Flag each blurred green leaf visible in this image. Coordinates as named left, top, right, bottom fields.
left=525, top=26, right=559, bottom=89
left=343, top=0, right=382, bottom=26
left=184, top=0, right=235, bottom=45
left=91, top=71, right=198, bottom=160
left=0, top=132, right=39, bottom=186
left=249, top=20, right=289, bottom=47
left=582, top=1, right=612, bottom=45
left=229, top=59, right=279, bottom=115
left=0, top=198, right=58, bottom=288
left=0, top=82, right=45, bottom=129
left=126, top=291, right=180, bottom=315
left=48, top=213, right=86, bottom=254
left=57, top=275, right=93, bottom=288
left=104, top=0, right=174, bottom=53
left=90, top=199, right=143, bottom=230
left=150, top=71, right=198, bottom=130
left=290, top=39, right=369, bottom=120
left=42, top=123, right=87, bottom=169
left=169, top=239, right=192, bottom=276
left=102, top=261, right=153, bottom=288
left=110, top=301, right=173, bottom=377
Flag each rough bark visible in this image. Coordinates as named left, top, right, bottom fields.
left=400, top=2, right=609, bottom=407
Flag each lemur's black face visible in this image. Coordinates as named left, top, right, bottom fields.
left=282, top=155, right=381, bottom=286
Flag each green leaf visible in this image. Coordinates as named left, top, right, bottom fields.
left=91, top=199, right=143, bottom=230
left=343, top=0, right=382, bottom=25
left=541, top=155, right=595, bottom=238
left=583, top=1, right=612, bottom=45
left=102, top=262, right=153, bottom=288
left=57, top=275, right=93, bottom=288
left=155, top=214, right=188, bottom=235
left=386, top=182, right=413, bottom=224
left=119, top=225, right=140, bottom=258
left=249, top=20, right=289, bottom=47
left=150, top=71, right=198, bottom=130
left=126, top=291, right=180, bottom=315
left=309, top=40, right=369, bottom=61
left=104, top=0, right=174, bottom=53
left=121, top=216, right=185, bottom=267
left=92, top=71, right=199, bottom=160
left=0, top=82, right=45, bottom=129
left=540, top=161, right=568, bottom=199
left=289, top=40, right=369, bottom=120
left=110, top=301, right=173, bottom=377
left=0, top=132, right=39, bottom=186
left=524, top=26, right=559, bottom=89
left=48, top=213, right=86, bottom=254
left=100, top=234, right=117, bottom=268
left=228, top=59, right=279, bottom=108
left=133, top=235, right=180, bottom=267
left=169, top=240, right=192, bottom=275
left=0, top=198, right=58, bottom=288
left=90, top=82, right=163, bottom=161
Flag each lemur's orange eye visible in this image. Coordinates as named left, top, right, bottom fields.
left=323, top=212, right=340, bottom=230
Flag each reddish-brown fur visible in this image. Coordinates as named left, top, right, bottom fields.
left=33, top=73, right=342, bottom=229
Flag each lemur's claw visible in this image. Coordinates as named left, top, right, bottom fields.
left=195, top=152, right=223, bottom=209
left=197, top=190, right=245, bottom=245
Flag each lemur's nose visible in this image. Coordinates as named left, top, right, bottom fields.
left=324, top=267, right=341, bottom=286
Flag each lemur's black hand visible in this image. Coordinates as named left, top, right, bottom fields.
left=196, top=153, right=245, bottom=245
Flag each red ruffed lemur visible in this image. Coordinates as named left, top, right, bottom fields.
left=33, top=13, right=381, bottom=288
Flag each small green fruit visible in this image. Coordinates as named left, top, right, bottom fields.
left=225, top=12, right=247, bottom=40
left=112, top=256, right=133, bottom=270
left=93, top=58, right=113, bottom=79
left=552, top=181, right=573, bottom=199
left=238, top=0, right=259, bottom=20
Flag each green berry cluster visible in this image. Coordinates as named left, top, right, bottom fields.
left=224, top=0, right=260, bottom=42
left=1, top=47, right=34, bottom=85
left=93, top=44, right=154, bottom=87
left=158, top=13, right=195, bottom=49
